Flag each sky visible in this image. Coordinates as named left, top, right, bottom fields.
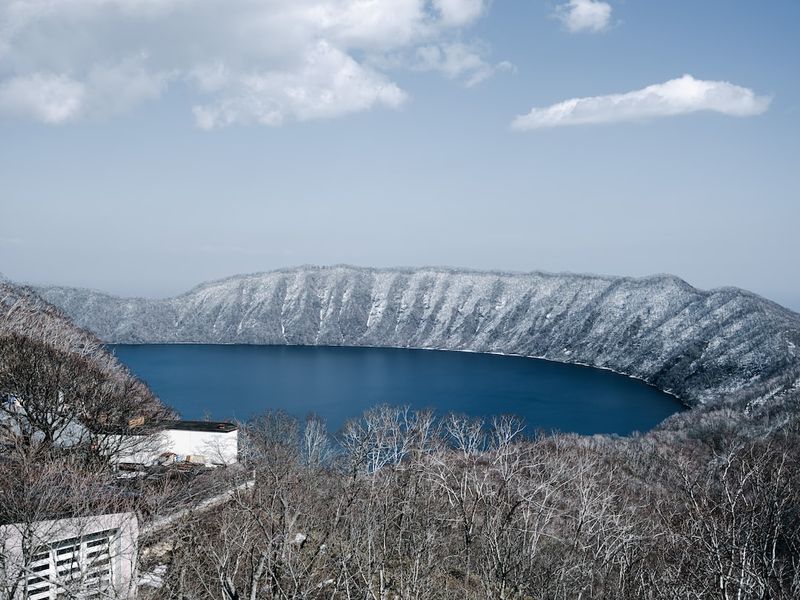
left=0, top=0, right=798, bottom=310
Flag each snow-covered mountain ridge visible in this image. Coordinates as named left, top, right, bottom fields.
left=35, top=266, right=800, bottom=406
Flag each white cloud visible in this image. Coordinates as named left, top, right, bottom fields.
left=0, top=56, right=170, bottom=124
left=0, top=0, right=497, bottom=127
left=192, top=41, right=407, bottom=129
left=556, top=0, right=612, bottom=33
left=84, top=56, right=172, bottom=117
left=0, top=73, right=84, bottom=123
left=512, top=75, right=771, bottom=131
left=413, top=42, right=514, bottom=87
left=433, top=0, right=488, bottom=27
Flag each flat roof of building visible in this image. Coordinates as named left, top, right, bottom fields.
left=159, top=420, right=238, bottom=433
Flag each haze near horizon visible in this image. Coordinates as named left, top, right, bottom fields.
left=1, top=1, right=798, bottom=310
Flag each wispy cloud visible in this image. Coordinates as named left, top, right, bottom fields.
left=512, top=75, right=771, bottom=131
left=556, top=0, right=612, bottom=33
left=411, top=42, right=515, bottom=87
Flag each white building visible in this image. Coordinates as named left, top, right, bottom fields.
left=0, top=512, right=138, bottom=600
left=112, top=420, right=239, bottom=467
left=2, top=396, right=239, bottom=468
left=158, top=420, right=239, bottom=465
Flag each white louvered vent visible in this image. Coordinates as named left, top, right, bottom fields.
left=25, top=528, right=117, bottom=600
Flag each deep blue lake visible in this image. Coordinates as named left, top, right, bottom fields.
left=111, top=344, right=685, bottom=436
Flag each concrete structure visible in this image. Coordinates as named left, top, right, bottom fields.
left=112, top=420, right=239, bottom=467
left=2, top=394, right=238, bottom=468
left=160, top=420, right=239, bottom=465
left=0, top=512, right=138, bottom=600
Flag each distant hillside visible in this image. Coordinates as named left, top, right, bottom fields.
left=0, top=280, right=161, bottom=413
left=35, top=266, right=800, bottom=408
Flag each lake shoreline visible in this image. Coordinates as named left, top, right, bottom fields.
left=110, top=344, right=686, bottom=437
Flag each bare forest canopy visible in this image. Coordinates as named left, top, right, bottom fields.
left=0, top=281, right=170, bottom=465
left=154, top=407, right=800, bottom=599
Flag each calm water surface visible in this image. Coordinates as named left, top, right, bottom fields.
left=111, top=344, right=685, bottom=435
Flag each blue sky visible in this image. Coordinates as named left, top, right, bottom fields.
left=1, top=1, right=798, bottom=309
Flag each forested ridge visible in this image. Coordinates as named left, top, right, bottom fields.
left=0, top=280, right=167, bottom=450
left=38, top=265, right=800, bottom=405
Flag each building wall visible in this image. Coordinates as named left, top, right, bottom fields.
left=105, top=432, right=167, bottom=466
left=0, top=512, right=138, bottom=600
left=164, top=429, right=238, bottom=465
left=109, top=429, right=238, bottom=466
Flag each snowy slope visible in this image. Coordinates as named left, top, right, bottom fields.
left=0, top=280, right=162, bottom=411
left=36, top=266, right=800, bottom=406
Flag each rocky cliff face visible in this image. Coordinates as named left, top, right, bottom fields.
left=36, top=266, right=800, bottom=406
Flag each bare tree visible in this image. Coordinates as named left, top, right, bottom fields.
left=0, top=458, right=138, bottom=600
